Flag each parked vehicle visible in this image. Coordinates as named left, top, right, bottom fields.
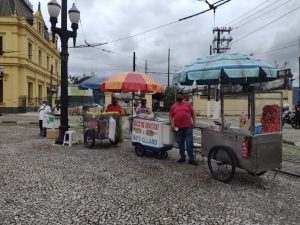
left=282, top=105, right=294, bottom=127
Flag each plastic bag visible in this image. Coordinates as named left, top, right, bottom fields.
left=108, top=117, right=116, bottom=142
left=123, top=117, right=130, bottom=131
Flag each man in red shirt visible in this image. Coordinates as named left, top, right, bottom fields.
left=169, top=91, right=198, bottom=165
left=105, top=97, right=122, bottom=114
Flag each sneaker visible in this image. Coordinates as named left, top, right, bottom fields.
left=177, top=158, right=186, bottom=163
left=188, top=160, right=199, bottom=166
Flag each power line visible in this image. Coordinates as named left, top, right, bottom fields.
left=254, top=41, right=298, bottom=55
left=232, top=6, right=300, bottom=44
left=235, top=0, right=291, bottom=28
left=74, top=20, right=179, bottom=48
left=224, top=0, right=275, bottom=26
left=74, top=3, right=233, bottom=49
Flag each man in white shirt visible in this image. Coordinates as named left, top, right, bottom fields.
left=38, top=100, right=52, bottom=136
left=136, top=98, right=151, bottom=115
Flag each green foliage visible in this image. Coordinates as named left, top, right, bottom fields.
left=157, top=85, right=184, bottom=112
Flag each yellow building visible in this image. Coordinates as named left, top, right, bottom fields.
left=0, top=0, right=61, bottom=113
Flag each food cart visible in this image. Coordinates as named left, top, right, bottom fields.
left=132, top=116, right=176, bottom=159
left=199, top=90, right=282, bottom=182
left=82, top=112, right=121, bottom=148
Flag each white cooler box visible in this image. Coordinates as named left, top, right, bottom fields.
left=162, top=124, right=176, bottom=145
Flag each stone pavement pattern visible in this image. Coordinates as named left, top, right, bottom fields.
left=0, top=125, right=299, bottom=224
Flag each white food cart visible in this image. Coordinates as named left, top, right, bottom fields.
left=132, top=117, right=176, bottom=159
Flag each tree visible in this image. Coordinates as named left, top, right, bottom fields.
left=152, top=85, right=183, bottom=112
left=68, top=72, right=95, bottom=84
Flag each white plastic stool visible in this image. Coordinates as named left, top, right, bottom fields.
left=63, top=131, right=77, bottom=147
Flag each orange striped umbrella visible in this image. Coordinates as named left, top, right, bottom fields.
left=100, top=72, right=164, bottom=93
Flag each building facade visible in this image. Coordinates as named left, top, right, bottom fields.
left=0, top=0, right=61, bottom=113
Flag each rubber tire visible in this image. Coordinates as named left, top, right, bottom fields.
left=208, top=147, right=236, bottom=183
left=109, top=138, right=119, bottom=145
left=84, top=130, right=95, bottom=149
left=135, top=144, right=145, bottom=157
left=159, top=151, right=168, bottom=159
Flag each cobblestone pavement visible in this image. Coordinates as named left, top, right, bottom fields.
left=0, top=125, right=300, bottom=225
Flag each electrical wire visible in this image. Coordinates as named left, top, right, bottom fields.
left=232, top=6, right=300, bottom=44
left=224, top=0, right=275, bottom=26
left=73, top=2, right=233, bottom=48
left=254, top=41, right=298, bottom=55
left=235, top=0, right=290, bottom=28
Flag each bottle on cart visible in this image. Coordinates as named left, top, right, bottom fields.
left=239, top=112, right=247, bottom=128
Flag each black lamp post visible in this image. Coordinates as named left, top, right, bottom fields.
left=48, top=0, right=80, bottom=144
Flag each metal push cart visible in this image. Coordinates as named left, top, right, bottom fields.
left=199, top=90, right=282, bottom=182
left=82, top=113, right=121, bottom=148
left=132, top=117, right=176, bottom=159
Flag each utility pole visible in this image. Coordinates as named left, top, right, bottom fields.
left=49, top=64, right=53, bottom=107
left=145, top=60, right=148, bottom=74
left=167, top=48, right=170, bottom=88
left=133, top=52, right=136, bottom=72
left=298, top=37, right=300, bottom=102
left=212, top=27, right=233, bottom=118
left=213, top=27, right=233, bottom=53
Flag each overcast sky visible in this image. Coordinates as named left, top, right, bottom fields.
left=33, top=0, right=300, bottom=87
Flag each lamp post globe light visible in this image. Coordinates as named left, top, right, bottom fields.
left=47, top=0, right=80, bottom=145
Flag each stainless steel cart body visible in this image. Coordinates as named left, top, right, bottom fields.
left=201, top=127, right=282, bottom=174
left=200, top=91, right=283, bottom=182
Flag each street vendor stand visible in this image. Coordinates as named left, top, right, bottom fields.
left=100, top=71, right=166, bottom=156
left=83, top=112, right=120, bottom=148
left=173, top=52, right=281, bottom=182
left=199, top=90, right=282, bottom=182
left=132, top=116, right=175, bottom=158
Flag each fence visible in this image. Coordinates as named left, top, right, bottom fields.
left=18, top=96, right=49, bottom=113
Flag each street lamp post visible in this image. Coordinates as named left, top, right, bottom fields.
left=48, top=0, right=80, bottom=144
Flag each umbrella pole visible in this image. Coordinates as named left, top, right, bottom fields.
left=131, top=92, right=135, bottom=131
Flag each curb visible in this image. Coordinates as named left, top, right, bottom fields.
left=0, top=120, right=38, bottom=125
left=1, top=121, right=17, bottom=124
left=282, top=140, right=295, bottom=146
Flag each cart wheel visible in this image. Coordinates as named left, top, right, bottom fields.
left=135, top=144, right=145, bottom=157
left=208, top=147, right=236, bottom=183
left=109, top=138, right=119, bottom=145
left=159, top=151, right=168, bottom=159
left=84, top=130, right=95, bottom=149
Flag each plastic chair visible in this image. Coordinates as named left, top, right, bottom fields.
left=63, top=131, right=78, bottom=147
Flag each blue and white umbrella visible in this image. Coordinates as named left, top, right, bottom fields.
left=78, top=76, right=107, bottom=90
left=173, top=53, right=278, bottom=85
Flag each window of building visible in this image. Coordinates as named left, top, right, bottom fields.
left=47, top=56, right=50, bottom=70
left=28, top=43, right=32, bottom=60
left=38, top=50, right=42, bottom=66
left=0, top=77, right=3, bottom=102
left=28, top=82, right=33, bottom=101
left=38, top=22, right=42, bottom=34
left=38, top=85, right=42, bottom=99
left=0, top=36, right=3, bottom=56
left=55, top=61, right=58, bottom=74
